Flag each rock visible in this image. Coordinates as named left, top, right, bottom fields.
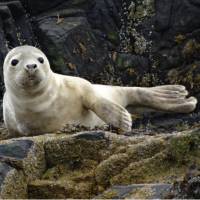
left=0, top=1, right=36, bottom=49
left=0, top=129, right=200, bottom=198
left=44, top=131, right=109, bottom=167
left=113, top=0, right=200, bottom=127
left=155, top=0, right=200, bottom=34
left=0, top=0, right=123, bottom=87
left=0, top=139, right=46, bottom=181
left=33, top=13, right=112, bottom=82
left=0, top=162, right=27, bottom=199
left=0, top=1, right=36, bottom=101
left=114, top=53, right=150, bottom=86
left=133, top=111, right=200, bottom=132
left=0, top=0, right=199, bottom=126
left=152, top=0, right=200, bottom=96
left=87, top=0, right=122, bottom=46
left=95, top=139, right=166, bottom=188
left=167, top=164, right=200, bottom=199
left=97, top=184, right=172, bottom=199
left=28, top=178, right=96, bottom=199
left=118, top=0, right=200, bottom=93
left=39, top=129, right=200, bottom=198
left=17, top=0, right=94, bottom=15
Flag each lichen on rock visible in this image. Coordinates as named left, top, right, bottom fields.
left=0, top=129, right=200, bottom=198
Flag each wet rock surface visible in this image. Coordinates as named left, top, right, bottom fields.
left=0, top=129, right=199, bottom=198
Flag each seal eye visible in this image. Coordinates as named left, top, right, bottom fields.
left=11, top=59, right=19, bottom=66
left=38, top=57, right=44, bottom=64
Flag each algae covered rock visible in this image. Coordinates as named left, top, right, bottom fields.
left=167, top=164, right=200, bottom=199
left=44, top=131, right=110, bottom=167
left=0, top=137, right=46, bottom=198
left=98, top=184, right=171, bottom=199
left=0, top=162, right=27, bottom=199
left=0, top=139, right=46, bottom=181
left=0, top=128, right=200, bottom=199
left=117, top=0, right=200, bottom=92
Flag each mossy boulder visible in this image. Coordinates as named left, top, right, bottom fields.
left=0, top=129, right=200, bottom=198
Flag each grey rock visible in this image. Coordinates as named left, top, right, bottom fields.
left=0, top=0, right=36, bottom=100
left=0, top=162, right=12, bottom=189
left=0, top=139, right=33, bottom=159
left=33, top=13, right=111, bottom=81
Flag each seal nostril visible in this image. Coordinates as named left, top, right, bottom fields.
left=26, top=64, right=37, bottom=70
left=33, top=64, right=37, bottom=69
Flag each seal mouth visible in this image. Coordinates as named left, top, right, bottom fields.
left=17, top=74, right=42, bottom=88
left=28, top=75, right=36, bottom=80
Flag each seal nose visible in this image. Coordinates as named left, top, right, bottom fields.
left=25, top=64, right=37, bottom=72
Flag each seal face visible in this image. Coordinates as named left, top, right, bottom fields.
left=3, top=46, right=51, bottom=90
left=3, top=45, right=197, bottom=138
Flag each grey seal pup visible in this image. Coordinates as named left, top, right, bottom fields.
left=3, top=46, right=197, bottom=137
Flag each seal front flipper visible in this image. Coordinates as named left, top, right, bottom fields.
left=90, top=97, right=132, bottom=132
left=81, top=80, right=132, bottom=132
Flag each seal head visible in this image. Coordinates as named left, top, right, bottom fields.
left=3, top=45, right=52, bottom=91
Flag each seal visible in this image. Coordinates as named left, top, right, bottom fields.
left=3, top=45, right=198, bottom=137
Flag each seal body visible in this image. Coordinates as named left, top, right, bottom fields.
left=3, top=46, right=198, bottom=137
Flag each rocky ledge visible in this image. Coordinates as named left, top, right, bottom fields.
left=0, top=129, right=200, bottom=199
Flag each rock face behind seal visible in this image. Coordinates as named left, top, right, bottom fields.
left=0, top=1, right=35, bottom=99
left=0, top=0, right=200, bottom=89
left=31, top=0, right=122, bottom=83
left=0, top=0, right=122, bottom=96
left=0, top=0, right=200, bottom=126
